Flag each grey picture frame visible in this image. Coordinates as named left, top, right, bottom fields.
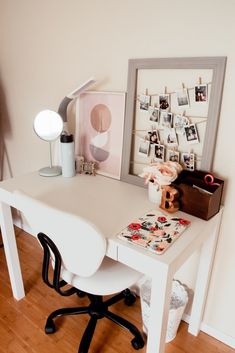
left=121, top=57, right=227, bottom=187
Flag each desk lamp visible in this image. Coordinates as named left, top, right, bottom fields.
left=34, top=78, right=95, bottom=177
left=34, top=110, right=63, bottom=177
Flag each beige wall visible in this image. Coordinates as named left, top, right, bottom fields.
left=0, top=0, right=235, bottom=344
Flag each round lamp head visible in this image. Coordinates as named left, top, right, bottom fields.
left=34, top=110, right=63, bottom=142
left=33, top=110, right=63, bottom=177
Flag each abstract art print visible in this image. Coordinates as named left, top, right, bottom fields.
left=76, top=91, right=126, bottom=179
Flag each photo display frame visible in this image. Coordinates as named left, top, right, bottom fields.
left=121, top=57, right=226, bottom=187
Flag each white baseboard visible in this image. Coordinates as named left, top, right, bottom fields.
left=183, top=314, right=235, bottom=349
left=14, top=218, right=235, bottom=349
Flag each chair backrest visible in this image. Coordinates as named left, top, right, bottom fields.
left=14, top=190, right=107, bottom=277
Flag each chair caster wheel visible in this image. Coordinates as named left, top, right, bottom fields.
left=131, top=337, right=145, bottom=350
left=124, top=292, right=136, bottom=306
left=76, top=290, right=86, bottom=298
left=45, top=319, right=56, bottom=334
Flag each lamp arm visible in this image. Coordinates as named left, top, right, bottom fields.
left=58, top=96, right=73, bottom=123
left=57, top=77, right=96, bottom=133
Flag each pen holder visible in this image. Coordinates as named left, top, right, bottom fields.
left=172, top=170, right=224, bottom=220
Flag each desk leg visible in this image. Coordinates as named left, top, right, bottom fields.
left=188, top=211, right=223, bottom=335
left=0, top=202, right=25, bottom=300
left=146, top=268, right=173, bottom=353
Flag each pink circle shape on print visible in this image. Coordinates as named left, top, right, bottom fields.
left=90, top=104, right=112, bottom=132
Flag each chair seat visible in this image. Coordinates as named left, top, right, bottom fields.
left=61, top=256, right=143, bottom=296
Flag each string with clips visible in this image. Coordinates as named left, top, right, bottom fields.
left=132, top=107, right=206, bottom=140
left=129, top=152, right=203, bottom=167
left=129, top=129, right=203, bottom=166
left=137, top=78, right=211, bottom=101
left=135, top=80, right=208, bottom=131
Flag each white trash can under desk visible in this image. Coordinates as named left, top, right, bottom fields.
left=140, top=279, right=188, bottom=343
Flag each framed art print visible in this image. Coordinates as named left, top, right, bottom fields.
left=76, top=91, right=126, bottom=180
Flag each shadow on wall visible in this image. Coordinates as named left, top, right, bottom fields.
left=0, top=74, right=13, bottom=180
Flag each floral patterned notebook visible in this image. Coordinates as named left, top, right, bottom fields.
left=117, top=210, right=190, bottom=255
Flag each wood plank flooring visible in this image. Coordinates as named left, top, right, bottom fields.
left=0, top=227, right=233, bottom=353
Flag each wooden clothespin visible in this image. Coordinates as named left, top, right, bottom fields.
left=164, top=86, right=167, bottom=94
left=198, top=77, right=202, bottom=85
left=182, top=83, right=185, bottom=90
left=145, top=88, right=149, bottom=96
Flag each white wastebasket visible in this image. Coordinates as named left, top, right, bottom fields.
left=140, top=279, right=188, bottom=343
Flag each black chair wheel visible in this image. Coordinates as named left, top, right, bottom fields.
left=76, top=290, right=86, bottom=298
left=45, top=319, right=56, bottom=334
left=131, top=337, right=145, bottom=350
left=124, top=292, right=136, bottom=306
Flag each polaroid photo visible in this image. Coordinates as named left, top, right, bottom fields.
left=159, top=94, right=170, bottom=110
left=139, top=94, right=150, bottom=110
left=164, top=128, right=178, bottom=147
left=160, top=111, right=173, bottom=128
left=151, top=95, right=159, bottom=108
left=174, top=114, right=190, bottom=135
left=176, top=88, right=190, bottom=108
left=184, top=124, right=199, bottom=144
left=155, top=144, right=165, bottom=161
left=148, top=106, right=159, bottom=123
left=194, top=84, right=207, bottom=103
left=148, top=130, right=160, bottom=144
left=181, top=152, right=195, bottom=171
left=168, top=150, right=180, bottom=163
left=138, top=138, right=150, bottom=157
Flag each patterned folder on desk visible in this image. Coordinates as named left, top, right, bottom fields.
left=117, top=210, right=190, bottom=254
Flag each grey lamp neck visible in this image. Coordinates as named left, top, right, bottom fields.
left=58, top=96, right=73, bottom=123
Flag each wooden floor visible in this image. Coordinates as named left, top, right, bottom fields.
left=0, top=228, right=233, bottom=353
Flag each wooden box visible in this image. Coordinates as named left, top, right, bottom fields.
left=172, top=170, right=224, bottom=220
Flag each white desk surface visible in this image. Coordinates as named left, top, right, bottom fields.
left=0, top=172, right=215, bottom=270
left=0, top=172, right=223, bottom=353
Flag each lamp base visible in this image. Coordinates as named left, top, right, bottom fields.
left=39, top=166, right=62, bottom=177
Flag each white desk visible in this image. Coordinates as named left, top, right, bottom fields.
left=0, top=172, right=222, bottom=353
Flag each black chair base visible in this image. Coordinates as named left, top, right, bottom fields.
left=45, top=288, right=144, bottom=353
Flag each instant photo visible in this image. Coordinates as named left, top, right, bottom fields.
left=148, top=106, right=159, bottom=123
left=138, top=138, right=150, bottom=157
left=159, top=94, right=170, bottom=110
left=176, top=89, right=190, bottom=108
left=181, top=152, right=195, bottom=171
left=160, top=111, right=173, bottom=128
left=155, top=144, right=165, bottom=161
left=139, top=94, right=151, bottom=110
left=168, top=150, right=180, bottom=163
left=184, top=124, right=199, bottom=144
left=164, top=128, right=178, bottom=147
left=194, top=84, right=207, bottom=103
left=148, top=130, right=160, bottom=144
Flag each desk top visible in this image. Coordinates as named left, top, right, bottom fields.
left=0, top=172, right=221, bottom=272
left=0, top=172, right=153, bottom=238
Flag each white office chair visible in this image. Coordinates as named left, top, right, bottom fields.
left=14, top=190, right=145, bottom=353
